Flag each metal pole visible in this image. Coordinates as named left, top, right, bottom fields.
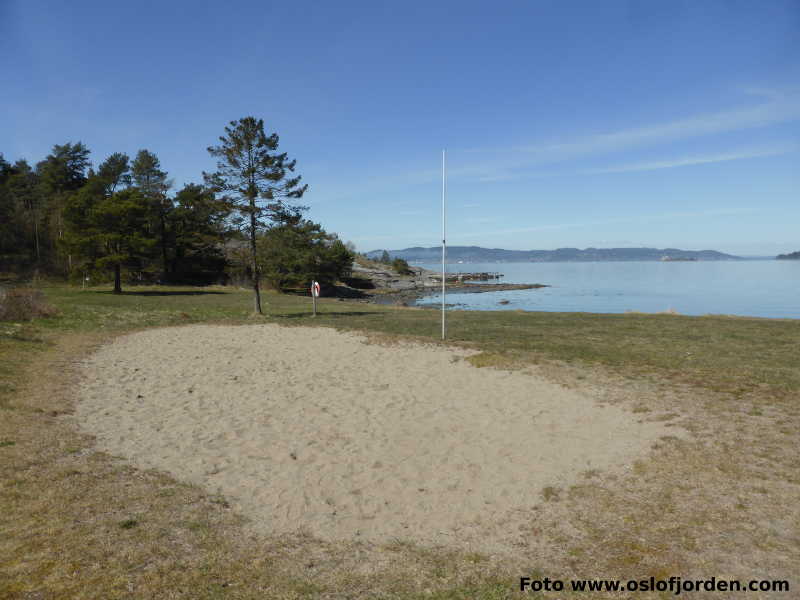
left=442, top=149, right=446, bottom=340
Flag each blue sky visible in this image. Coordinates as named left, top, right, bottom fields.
left=2, top=0, right=798, bottom=255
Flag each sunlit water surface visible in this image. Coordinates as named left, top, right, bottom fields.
left=415, top=260, right=799, bottom=319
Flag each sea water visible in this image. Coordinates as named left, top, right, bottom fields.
left=415, top=260, right=800, bottom=319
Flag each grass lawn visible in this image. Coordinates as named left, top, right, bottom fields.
left=1, top=284, right=798, bottom=599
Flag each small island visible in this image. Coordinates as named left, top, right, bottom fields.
left=776, top=250, right=800, bottom=260
left=661, top=255, right=698, bottom=262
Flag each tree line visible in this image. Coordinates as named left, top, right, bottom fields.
left=0, top=117, right=353, bottom=308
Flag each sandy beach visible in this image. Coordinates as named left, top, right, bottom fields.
left=74, top=324, right=677, bottom=550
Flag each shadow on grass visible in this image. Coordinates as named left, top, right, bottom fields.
left=94, top=290, right=228, bottom=297
left=274, top=311, right=380, bottom=319
left=280, top=287, right=372, bottom=300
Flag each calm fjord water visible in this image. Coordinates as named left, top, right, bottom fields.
left=416, top=260, right=800, bottom=319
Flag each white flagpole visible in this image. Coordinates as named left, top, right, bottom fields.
left=442, top=149, right=446, bottom=340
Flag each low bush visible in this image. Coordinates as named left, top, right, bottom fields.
left=392, top=257, right=413, bottom=275
left=0, top=287, right=59, bottom=321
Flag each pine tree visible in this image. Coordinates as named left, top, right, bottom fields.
left=96, top=152, right=131, bottom=194
left=63, top=174, right=156, bottom=293
left=131, top=150, right=172, bottom=275
left=204, top=117, right=307, bottom=314
left=36, top=142, right=91, bottom=272
left=258, top=220, right=353, bottom=291
left=5, top=160, right=42, bottom=265
left=169, top=183, right=231, bottom=279
left=0, top=156, right=30, bottom=266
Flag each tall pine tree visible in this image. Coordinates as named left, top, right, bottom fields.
left=203, top=117, right=307, bottom=314
left=132, top=150, right=171, bottom=276
left=5, top=160, right=42, bottom=266
left=36, top=142, right=91, bottom=272
left=96, top=152, right=131, bottom=194
left=169, top=183, right=231, bottom=280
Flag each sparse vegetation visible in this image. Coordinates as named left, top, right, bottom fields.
left=118, top=518, right=139, bottom=529
left=392, top=257, right=413, bottom=275
left=354, top=253, right=389, bottom=271
left=0, top=287, right=58, bottom=321
left=541, top=486, right=561, bottom=502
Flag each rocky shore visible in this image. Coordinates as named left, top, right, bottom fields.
left=339, top=261, right=548, bottom=305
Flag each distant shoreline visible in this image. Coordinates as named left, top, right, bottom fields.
left=411, top=258, right=765, bottom=265
left=369, top=246, right=743, bottom=263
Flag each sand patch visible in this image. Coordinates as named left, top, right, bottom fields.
left=75, top=324, right=676, bottom=550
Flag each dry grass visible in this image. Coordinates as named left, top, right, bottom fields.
left=0, top=288, right=59, bottom=322
left=525, top=374, right=800, bottom=592
left=1, top=285, right=798, bottom=598
left=352, top=255, right=392, bottom=271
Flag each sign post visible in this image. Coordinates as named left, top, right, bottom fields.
left=441, top=148, right=446, bottom=340
left=311, top=280, right=320, bottom=317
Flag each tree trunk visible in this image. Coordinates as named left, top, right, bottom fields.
left=113, top=264, right=122, bottom=294
left=249, top=198, right=262, bottom=314
left=159, top=208, right=169, bottom=277
left=33, top=217, right=40, bottom=264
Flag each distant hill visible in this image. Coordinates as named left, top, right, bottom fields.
left=365, top=246, right=742, bottom=263
left=776, top=250, right=800, bottom=260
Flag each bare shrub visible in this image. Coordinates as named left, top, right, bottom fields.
left=0, top=288, right=59, bottom=322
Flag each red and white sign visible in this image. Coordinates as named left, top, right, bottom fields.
left=311, top=281, right=321, bottom=297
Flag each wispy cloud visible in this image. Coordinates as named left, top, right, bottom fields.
left=581, top=143, right=798, bottom=175
left=516, top=89, right=800, bottom=160
left=315, top=87, right=800, bottom=197
left=447, top=87, right=800, bottom=182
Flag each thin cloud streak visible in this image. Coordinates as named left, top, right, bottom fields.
left=317, top=88, right=800, bottom=196
left=517, top=91, right=800, bottom=160
left=581, top=143, right=798, bottom=175
left=445, top=87, right=800, bottom=182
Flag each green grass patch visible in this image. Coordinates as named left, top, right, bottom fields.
left=8, top=283, right=799, bottom=402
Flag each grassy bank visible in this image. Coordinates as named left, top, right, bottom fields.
left=25, top=287, right=800, bottom=394
left=1, top=285, right=798, bottom=599
left=28, top=284, right=800, bottom=397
